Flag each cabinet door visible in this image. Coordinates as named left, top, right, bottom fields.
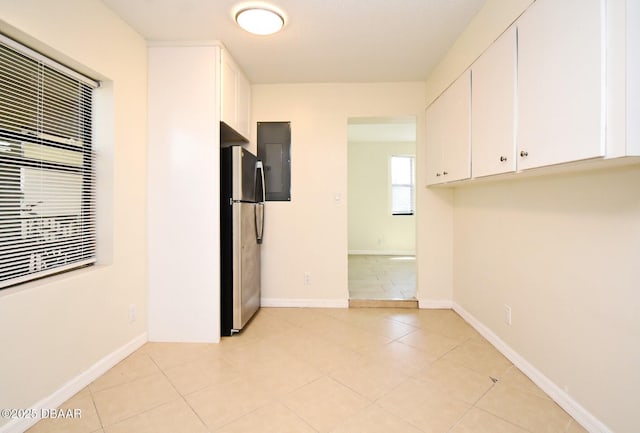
left=426, top=70, right=471, bottom=185
left=517, top=0, right=605, bottom=170
left=221, top=51, right=251, bottom=140
left=472, top=26, right=516, bottom=178
left=236, top=69, right=251, bottom=139
left=221, top=52, right=237, bottom=131
left=426, top=93, right=445, bottom=185
left=628, top=0, right=640, bottom=156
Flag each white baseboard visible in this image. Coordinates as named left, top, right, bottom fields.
left=0, top=333, right=147, bottom=433
left=261, top=298, right=349, bottom=308
left=452, top=303, right=612, bottom=433
left=348, top=250, right=416, bottom=256
left=418, top=299, right=453, bottom=309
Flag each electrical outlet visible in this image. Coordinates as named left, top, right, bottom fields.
left=128, top=304, right=137, bottom=324
left=504, top=304, right=512, bottom=326
left=304, top=272, right=312, bottom=286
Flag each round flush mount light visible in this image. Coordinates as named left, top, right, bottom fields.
left=235, top=6, right=285, bottom=35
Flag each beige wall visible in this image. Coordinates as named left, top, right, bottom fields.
left=453, top=167, right=640, bottom=433
left=427, top=0, right=639, bottom=432
left=0, top=0, right=147, bottom=427
left=348, top=140, right=416, bottom=254
left=251, top=82, right=434, bottom=305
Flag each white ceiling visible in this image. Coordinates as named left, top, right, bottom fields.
left=100, top=0, right=485, bottom=84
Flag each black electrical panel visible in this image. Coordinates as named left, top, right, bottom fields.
left=257, top=121, right=291, bottom=201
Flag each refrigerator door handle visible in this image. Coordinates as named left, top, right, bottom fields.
left=255, top=161, right=266, bottom=244
left=255, top=202, right=264, bottom=244
left=256, top=161, right=266, bottom=204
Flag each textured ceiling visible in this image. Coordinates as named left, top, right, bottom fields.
left=101, top=0, right=485, bottom=83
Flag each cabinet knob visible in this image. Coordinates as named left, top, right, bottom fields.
left=500, top=156, right=508, bottom=162
left=443, top=171, right=448, bottom=176
left=436, top=173, right=441, bottom=177
left=520, top=151, right=528, bottom=157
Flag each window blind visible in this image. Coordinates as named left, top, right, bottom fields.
left=0, top=35, right=98, bottom=289
left=391, top=155, right=415, bottom=215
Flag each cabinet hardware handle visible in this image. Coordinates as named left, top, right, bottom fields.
left=443, top=171, right=448, bottom=176
left=500, top=156, right=507, bottom=162
left=436, top=173, right=441, bottom=177
left=520, top=151, right=528, bottom=157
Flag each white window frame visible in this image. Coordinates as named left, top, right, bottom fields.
left=390, top=154, right=415, bottom=216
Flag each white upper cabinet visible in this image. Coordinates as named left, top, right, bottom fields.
left=426, top=70, right=471, bottom=185
left=426, top=0, right=640, bottom=188
left=221, top=49, right=251, bottom=140
left=236, top=70, right=251, bottom=139
left=221, top=55, right=236, bottom=129
left=626, top=0, right=640, bottom=157
left=516, top=0, right=605, bottom=170
left=471, top=26, right=517, bottom=178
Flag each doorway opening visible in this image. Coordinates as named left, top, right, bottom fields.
left=347, top=116, right=417, bottom=305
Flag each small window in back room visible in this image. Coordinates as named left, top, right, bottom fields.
left=390, top=155, right=415, bottom=215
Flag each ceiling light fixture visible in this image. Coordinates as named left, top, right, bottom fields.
left=235, top=6, right=285, bottom=36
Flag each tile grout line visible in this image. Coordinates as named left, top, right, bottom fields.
left=279, top=375, right=335, bottom=433
left=88, top=352, right=176, bottom=431
left=464, top=367, right=539, bottom=433
left=86, top=386, right=105, bottom=432
left=449, top=376, right=500, bottom=432
left=142, top=352, right=212, bottom=433
left=86, top=352, right=160, bottom=394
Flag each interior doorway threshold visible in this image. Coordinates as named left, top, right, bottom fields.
left=349, top=298, right=418, bottom=309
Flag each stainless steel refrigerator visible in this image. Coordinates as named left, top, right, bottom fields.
left=220, top=146, right=265, bottom=336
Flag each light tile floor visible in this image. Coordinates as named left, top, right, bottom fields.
left=348, top=255, right=416, bottom=300
left=25, top=308, right=587, bottom=433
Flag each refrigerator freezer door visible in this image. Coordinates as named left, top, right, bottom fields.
left=232, top=202, right=261, bottom=330
left=231, top=146, right=258, bottom=202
